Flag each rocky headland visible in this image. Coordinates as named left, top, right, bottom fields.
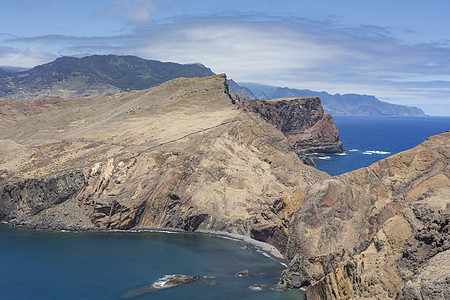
left=0, top=74, right=330, bottom=256
left=235, top=96, right=343, bottom=154
left=0, top=73, right=448, bottom=299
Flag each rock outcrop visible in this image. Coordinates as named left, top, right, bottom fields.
left=235, top=97, right=343, bottom=153
left=122, top=274, right=201, bottom=298
left=0, top=74, right=329, bottom=255
left=278, top=131, right=450, bottom=299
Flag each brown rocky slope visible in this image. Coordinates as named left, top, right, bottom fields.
left=0, top=74, right=331, bottom=255
left=1, top=73, right=447, bottom=299
left=235, top=97, right=343, bottom=154
left=278, top=131, right=449, bottom=299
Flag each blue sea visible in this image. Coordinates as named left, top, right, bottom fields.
left=0, top=226, right=302, bottom=300
left=315, top=116, right=450, bottom=176
left=1, top=115, right=449, bottom=300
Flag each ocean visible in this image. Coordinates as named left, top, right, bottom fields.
left=0, top=226, right=302, bottom=300
left=314, top=116, right=450, bottom=176
left=1, top=115, right=449, bottom=300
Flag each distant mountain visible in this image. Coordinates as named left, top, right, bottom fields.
left=0, top=55, right=214, bottom=100
left=0, top=66, right=30, bottom=73
left=0, top=55, right=427, bottom=117
left=240, top=82, right=426, bottom=116
left=226, top=79, right=256, bottom=100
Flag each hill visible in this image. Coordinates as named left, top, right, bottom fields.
left=0, top=74, right=330, bottom=246
left=238, top=82, right=426, bottom=116
left=0, top=55, right=214, bottom=100
left=0, top=74, right=447, bottom=299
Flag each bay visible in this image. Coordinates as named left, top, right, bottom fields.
left=0, top=225, right=302, bottom=300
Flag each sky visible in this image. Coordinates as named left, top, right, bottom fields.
left=1, top=0, right=450, bottom=115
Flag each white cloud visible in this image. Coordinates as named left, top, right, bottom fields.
left=95, top=0, right=160, bottom=25
left=2, top=15, right=450, bottom=115
left=0, top=46, right=58, bottom=68
left=385, top=75, right=450, bottom=83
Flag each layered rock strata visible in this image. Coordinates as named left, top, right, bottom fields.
left=235, top=97, right=343, bottom=153
left=278, top=131, right=450, bottom=299
left=0, top=74, right=329, bottom=255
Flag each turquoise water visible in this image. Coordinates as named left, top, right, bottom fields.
left=0, top=225, right=303, bottom=300
left=315, top=116, right=450, bottom=176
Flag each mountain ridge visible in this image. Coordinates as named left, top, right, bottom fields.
left=0, top=54, right=214, bottom=100
left=1, top=54, right=426, bottom=117
left=237, top=82, right=426, bottom=116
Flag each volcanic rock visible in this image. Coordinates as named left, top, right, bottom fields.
left=235, top=97, right=343, bottom=153
left=0, top=74, right=329, bottom=255
left=249, top=284, right=266, bottom=291
left=279, top=131, right=450, bottom=299
left=121, top=274, right=200, bottom=298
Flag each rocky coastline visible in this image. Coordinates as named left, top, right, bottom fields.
left=0, top=74, right=332, bottom=253
left=0, top=220, right=287, bottom=266
left=234, top=96, right=343, bottom=154
left=0, top=74, right=448, bottom=299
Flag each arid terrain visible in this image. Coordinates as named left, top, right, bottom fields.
left=0, top=74, right=448, bottom=299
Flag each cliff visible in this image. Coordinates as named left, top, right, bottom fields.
left=1, top=73, right=446, bottom=299
left=235, top=97, right=343, bottom=153
left=0, top=74, right=329, bottom=255
left=278, top=131, right=449, bottom=299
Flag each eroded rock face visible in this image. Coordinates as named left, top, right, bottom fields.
left=235, top=97, right=343, bottom=153
left=279, top=131, right=450, bottom=299
left=0, top=74, right=329, bottom=255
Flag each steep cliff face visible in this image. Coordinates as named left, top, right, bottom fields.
left=278, top=131, right=450, bottom=299
left=235, top=97, right=343, bottom=153
left=0, top=74, right=329, bottom=255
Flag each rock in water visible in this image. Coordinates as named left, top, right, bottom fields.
left=249, top=284, right=266, bottom=291
left=121, top=274, right=200, bottom=299
left=236, top=270, right=251, bottom=277
left=152, top=274, right=201, bottom=289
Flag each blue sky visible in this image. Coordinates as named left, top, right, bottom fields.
left=1, top=0, right=450, bottom=115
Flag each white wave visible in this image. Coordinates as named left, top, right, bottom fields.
left=219, top=236, right=241, bottom=242
left=316, top=156, right=331, bottom=160
left=363, top=150, right=391, bottom=155
left=152, top=275, right=173, bottom=289
left=257, top=250, right=271, bottom=258
left=336, top=153, right=347, bottom=156
left=346, top=149, right=358, bottom=152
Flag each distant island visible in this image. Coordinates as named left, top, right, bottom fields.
left=234, top=82, right=426, bottom=116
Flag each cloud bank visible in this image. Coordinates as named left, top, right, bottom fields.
left=2, top=15, right=450, bottom=115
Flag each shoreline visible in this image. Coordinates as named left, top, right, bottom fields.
left=0, top=221, right=287, bottom=266
left=196, top=229, right=286, bottom=264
